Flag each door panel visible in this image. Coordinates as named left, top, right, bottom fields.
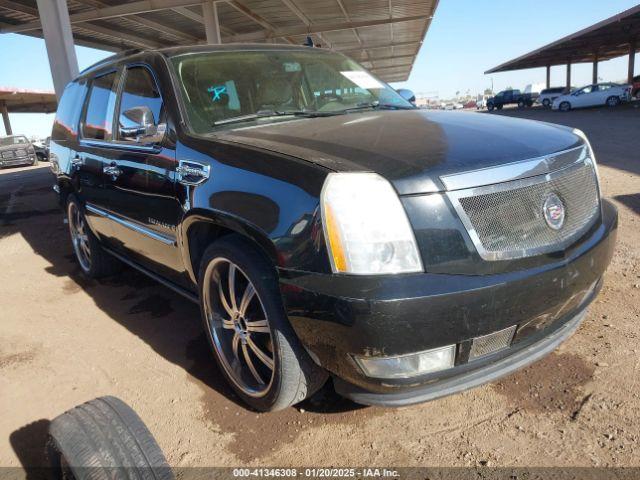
left=76, top=70, right=121, bottom=239
left=101, top=65, right=186, bottom=283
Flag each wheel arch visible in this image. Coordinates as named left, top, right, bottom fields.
left=180, top=210, right=279, bottom=285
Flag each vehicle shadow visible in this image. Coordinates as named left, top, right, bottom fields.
left=613, top=193, right=640, bottom=216
left=1, top=168, right=364, bottom=419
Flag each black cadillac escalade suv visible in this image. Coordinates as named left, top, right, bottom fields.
left=50, top=44, right=617, bottom=411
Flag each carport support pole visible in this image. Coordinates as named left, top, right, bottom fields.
left=0, top=102, right=12, bottom=136
left=628, top=40, right=636, bottom=84
left=546, top=66, right=550, bottom=89
left=592, top=56, right=598, bottom=84
left=202, top=1, right=221, bottom=44
left=36, top=0, right=79, bottom=101
left=566, top=61, right=572, bottom=90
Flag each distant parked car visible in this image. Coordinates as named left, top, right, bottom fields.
left=0, top=134, right=38, bottom=168
left=487, top=89, right=538, bottom=111
left=552, top=83, right=631, bottom=112
left=632, top=75, right=640, bottom=99
left=32, top=139, right=49, bottom=161
left=538, top=87, right=570, bottom=108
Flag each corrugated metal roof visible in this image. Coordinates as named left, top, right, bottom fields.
left=486, top=4, right=640, bottom=74
left=0, top=0, right=439, bottom=82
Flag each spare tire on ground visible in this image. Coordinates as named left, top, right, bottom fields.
left=46, top=396, right=174, bottom=480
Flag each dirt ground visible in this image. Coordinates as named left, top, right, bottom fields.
left=1, top=104, right=638, bottom=471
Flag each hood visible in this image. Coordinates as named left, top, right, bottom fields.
left=214, top=110, right=582, bottom=195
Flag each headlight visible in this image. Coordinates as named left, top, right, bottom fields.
left=321, top=172, right=423, bottom=275
left=573, top=128, right=602, bottom=198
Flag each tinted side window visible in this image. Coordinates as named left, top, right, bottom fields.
left=82, top=71, right=119, bottom=140
left=52, top=80, right=87, bottom=142
left=117, top=66, right=163, bottom=142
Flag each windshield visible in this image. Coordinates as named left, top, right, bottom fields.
left=0, top=135, right=28, bottom=147
left=170, top=49, right=413, bottom=133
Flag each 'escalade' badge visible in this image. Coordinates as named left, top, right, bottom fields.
left=543, top=193, right=565, bottom=230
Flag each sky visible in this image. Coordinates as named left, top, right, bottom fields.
left=0, top=0, right=639, bottom=138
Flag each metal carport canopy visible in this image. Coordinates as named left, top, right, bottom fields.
left=485, top=4, right=640, bottom=86
left=0, top=0, right=438, bottom=86
left=0, top=86, right=57, bottom=135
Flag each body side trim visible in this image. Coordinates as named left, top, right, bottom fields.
left=85, top=203, right=176, bottom=246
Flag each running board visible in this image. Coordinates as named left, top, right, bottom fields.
left=104, top=247, right=199, bottom=304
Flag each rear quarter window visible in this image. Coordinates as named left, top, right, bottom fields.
left=52, top=80, right=88, bottom=142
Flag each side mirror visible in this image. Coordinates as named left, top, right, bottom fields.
left=120, top=106, right=166, bottom=145
left=396, top=88, right=416, bottom=105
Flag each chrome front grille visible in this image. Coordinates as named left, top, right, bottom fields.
left=1, top=150, right=15, bottom=159
left=15, top=148, right=27, bottom=157
left=448, top=154, right=600, bottom=261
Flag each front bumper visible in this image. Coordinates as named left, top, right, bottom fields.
left=334, top=305, right=587, bottom=406
left=279, top=200, right=617, bottom=402
left=0, top=155, right=36, bottom=167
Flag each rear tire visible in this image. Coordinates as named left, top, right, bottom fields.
left=66, top=195, right=121, bottom=278
left=198, top=235, right=328, bottom=411
left=606, top=96, right=620, bottom=107
left=559, top=101, right=571, bottom=112
left=47, top=396, right=173, bottom=480
left=496, top=104, right=503, bottom=110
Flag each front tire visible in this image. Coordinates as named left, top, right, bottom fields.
left=517, top=99, right=525, bottom=109
left=542, top=98, right=551, bottom=108
left=559, top=101, right=571, bottom=112
left=67, top=195, right=120, bottom=278
left=487, top=102, right=494, bottom=112
left=199, top=235, right=327, bottom=411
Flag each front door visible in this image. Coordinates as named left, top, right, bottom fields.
left=101, top=65, right=185, bottom=283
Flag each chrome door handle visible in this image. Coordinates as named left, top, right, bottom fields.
left=176, top=160, right=210, bottom=186
left=71, top=155, right=84, bottom=169
left=103, top=164, right=122, bottom=179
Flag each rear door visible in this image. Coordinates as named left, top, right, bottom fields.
left=101, top=63, right=185, bottom=282
left=76, top=69, right=122, bottom=238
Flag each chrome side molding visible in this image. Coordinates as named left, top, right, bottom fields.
left=85, top=204, right=176, bottom=246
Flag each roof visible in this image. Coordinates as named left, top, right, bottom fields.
left=0, top=0, right=440, bottom=83
left=0, top=86, right=57, bottom=113
left=486, top=4, right=640, bottom=73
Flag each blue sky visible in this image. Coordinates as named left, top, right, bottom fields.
left=1, top=0, right=639, bottom=138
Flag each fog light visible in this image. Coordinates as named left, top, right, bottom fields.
left=354, top=345, right=456, bottom=379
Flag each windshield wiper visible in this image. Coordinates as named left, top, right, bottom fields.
left=213, top=109, right=332, bottom=126
left=325, top=101, right=416, bottom=115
